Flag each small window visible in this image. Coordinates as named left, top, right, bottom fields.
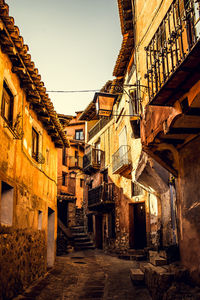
left=80, top=179, right=84, bottom=187
left=1, top=181, right=14, bottom=226
left=1, top=81, right=14, bottom=126
left=62, top=147, right=67, bottom=166
left=32, top=128, right=39, bottom=161
left=75, top=129, right=84, bottom=140
left=38, top=210, right=43, bottom=230
left=131, top=182, right=144, bottom=197
left=62, top=172, right=67, bottom=186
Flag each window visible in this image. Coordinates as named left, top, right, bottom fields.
left=62, top=172, right=67, bottom=186
left=75, top=129, right=84, bottom=140
left=131, top=182, right=144, bottom=197
left=80, top=178, right=84, bottom=187
left=62, top=147, right=67, bottom=166
left=38, top=210, right=43, bottom=230
left=32, top=128, right=39, bottom=161
left=1, top=81, right=14, bottom=125
left=1, top=181, right=14, bottom=226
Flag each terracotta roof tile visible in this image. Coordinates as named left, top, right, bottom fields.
left=0, top=1, right=70, bottom=148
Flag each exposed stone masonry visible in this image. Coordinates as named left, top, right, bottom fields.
left=0, top=227, right=46, bottom=300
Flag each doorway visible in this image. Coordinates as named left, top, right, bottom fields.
left=95, top=215, right=103, bottom=249
left=129, top=202, right=147, bottom=249
left=47, top=208, right=55, bottom=267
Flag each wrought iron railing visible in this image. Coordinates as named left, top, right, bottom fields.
left=88, top=118, right=111, bottom=141
left=68, top=156, right=83, bottom=168
left=112, top=145, right=131, bottom=174
left=83, top=148, right=105, bottom=171
left=88, top=183, right=114, bottom=207
left=145, top=0, right=200, bottom=102
left=32, top=152, right=45, bottom=164
left=3, top=113, right=23, bottom=139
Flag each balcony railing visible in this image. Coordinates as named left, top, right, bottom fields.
left=83, top=148, right=105, bottom=174
left=88, top=118, right=110, bottom=141
left=88, top=183, right=114, bottom=209
left=145, top=0, right=200, bottom=105
left=68, top=156, right=83, bottom=169
left=112, top=145, right=131, bottom=174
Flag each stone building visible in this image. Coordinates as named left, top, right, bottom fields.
left=79, top=0, right=176, bottom=255
left=57, top=112, right=86, bottom=231
left=135, top=0, right=200, bottom=285
left=0, top=2, right=69, bottom=299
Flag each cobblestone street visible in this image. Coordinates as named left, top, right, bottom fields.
left=13, top=250, right=152, bottom=300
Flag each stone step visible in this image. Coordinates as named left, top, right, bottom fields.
left=119, top=254, right=146, bottom=261
left=70, top=226, right=85, bottom=233
left=75, top=241, right=94, bottom=247
left=131, top=254, right=147, bottom=261
left=130, top=268, right=144, bottom=285
left=128, top=249, right=145, bottom=256
left=75, top=245, right=95, bottom=250
left=149, top=255, right=167, bottom=266
left=72, top=233, right=88, bottom=239
left=74, top=237, right=90, bottom=242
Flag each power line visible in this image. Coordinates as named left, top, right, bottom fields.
left=47, top=89, right=100, bottom=93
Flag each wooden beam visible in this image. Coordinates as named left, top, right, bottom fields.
left=12, top=66, right=26, bottom=74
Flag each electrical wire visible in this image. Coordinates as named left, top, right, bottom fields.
left=47, top=89, right=100, bottom=93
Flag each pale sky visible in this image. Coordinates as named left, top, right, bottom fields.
left=6, top=0, right=122, bottom=116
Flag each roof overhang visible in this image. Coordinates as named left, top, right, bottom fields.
left=0, top=1, right=70, bottom=148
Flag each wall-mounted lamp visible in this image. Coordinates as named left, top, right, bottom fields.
left=93, top=82, right=148, bottom=118
left=93, top=92, right=118, bottom=117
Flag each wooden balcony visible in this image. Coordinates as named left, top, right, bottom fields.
left=112, top=145, right=132, bottom=178
left=88, top=183, right=114, bottom=211
left=145, top=0, right=200, bottom=106
left=83, top=148, right=105, bottom=174
left=68, top=156, right=83, bottom=169
left=88, top=118, right=110, bottom=141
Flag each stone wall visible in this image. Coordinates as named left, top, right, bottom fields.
left=0, top=227, right=46, bottom=300
left=114, top=186, right=130, bottom=253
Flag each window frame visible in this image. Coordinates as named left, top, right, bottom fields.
left=32, top=127, right=39, bottom=161
left=1, top=81, right=14, bottom=126
left=62, top=172, right=67, bottom=186
left=75, top=129, right=84, bottom=140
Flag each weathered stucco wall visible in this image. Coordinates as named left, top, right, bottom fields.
left=178, top=136, right=200, bottom=285
left=0, top=46, right=58, bottom=297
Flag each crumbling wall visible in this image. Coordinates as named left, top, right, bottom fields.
left=177, top=136, right=200, bottom=285
left=0, top=227, right=46, bottom=300
left=114, top=187, right=130, bottom=252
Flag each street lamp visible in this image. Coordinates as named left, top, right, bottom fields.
left=93, top=92, right=118, bottom=117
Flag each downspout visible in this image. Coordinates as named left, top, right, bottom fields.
left=148, top=192, right=151, bottom=246
left=169, top=181, right=177, bottom=245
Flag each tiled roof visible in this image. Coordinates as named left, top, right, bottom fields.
left=0, top=1, right=70, bottom=148
left=117, top=0, right=133, bottom=35
left=113, top=32, right=134, bottom=77
left=113, top=0, right=134, bottom=78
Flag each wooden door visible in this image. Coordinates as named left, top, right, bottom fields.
left=95, top=215, right=103, bottom=249
left=129, top=202, right=147, bottom=249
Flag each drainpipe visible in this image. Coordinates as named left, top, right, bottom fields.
left=169, top=182, right=176, bottom=245
left=148, top=193, right=151, bottom=245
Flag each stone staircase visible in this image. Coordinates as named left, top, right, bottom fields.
left=118, top=249, right=147, bottom=261
left=70, top=225, right=95, bottom=251
left=130, top=247, right=200, bottom=299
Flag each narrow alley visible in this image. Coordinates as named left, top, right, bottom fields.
left=13, top=250, right=151, bottom=300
